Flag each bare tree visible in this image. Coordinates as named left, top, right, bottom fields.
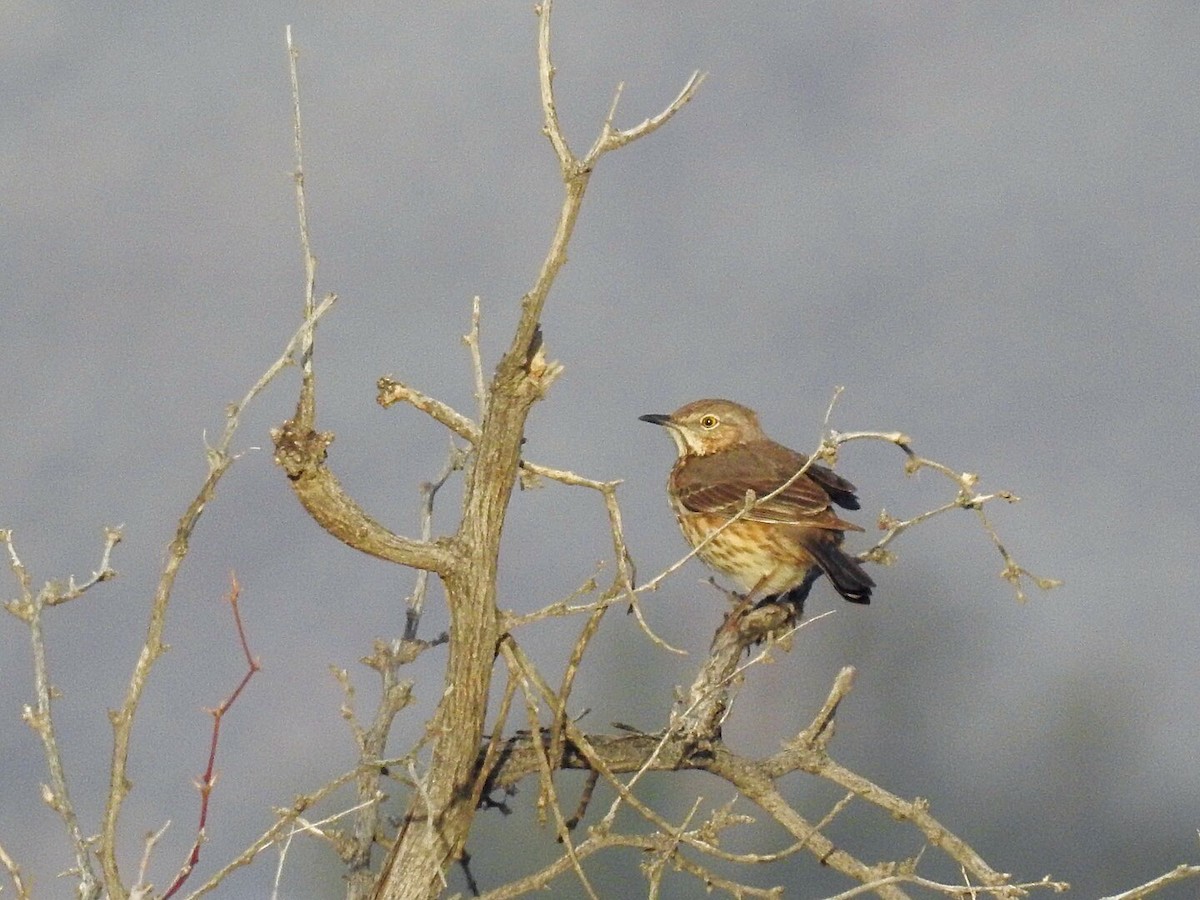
left=3, top=5, right=1196, bottom=900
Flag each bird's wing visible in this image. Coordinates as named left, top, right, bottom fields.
left=673, top=445, right=862, bottom=531
left=807, top=463, right=861, bottom=511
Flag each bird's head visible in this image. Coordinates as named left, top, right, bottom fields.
left=639, top=399, right=765, bottom=458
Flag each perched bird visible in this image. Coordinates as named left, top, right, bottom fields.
left=640, top=399, right=874, bottom=610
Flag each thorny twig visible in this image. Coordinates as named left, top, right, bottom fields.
left=162, top=574, right=261, bottom=900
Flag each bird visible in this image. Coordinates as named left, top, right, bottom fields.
left=640, top=399, right=874, bottom=612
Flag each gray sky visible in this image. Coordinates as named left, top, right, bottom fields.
left=3, top=4, right=1198, bottom=898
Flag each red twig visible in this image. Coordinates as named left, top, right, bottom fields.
left=162, top=573, right=261, bottom=900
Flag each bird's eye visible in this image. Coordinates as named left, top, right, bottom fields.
left=699, top=415, right=719, bottom=429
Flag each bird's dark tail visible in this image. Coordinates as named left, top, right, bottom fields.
left=812, top=539, right=874, bottom=604
left=782, top=536, right=874, bottom=608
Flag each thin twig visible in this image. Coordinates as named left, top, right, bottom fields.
left=4, top=529, right=116, bottom=900
left=582, top=69, right=706, bottom=165
left=514, top=462, right=683, bottom=654
left=272, top=796, right=385, bottom=900
left=1100, top=863, right=1200, bottom=900
left=130, top=822, right=171, bottom=899
left=405, top=443, right=467, bottom=641
left=644, top=797, right=703, bottom=898
left=546, top=600, right=609, bottom=786
left=341, top=637, right=421, bottom=897
left=287, top=24, right=319, bottom=421
left=0, top=839, right=31, bottom=900
left=463, top=295, right=488, bottom=423
left=469, top=671, right=521, bottom=814
left=826, top=873, right=1070, bottom=899
left=162, top=574, right=261, bottom=900
left=829, top=424, right=1062, bottom=600
left=504, top=644, right=600, bottom=900
left=535, top=0, right=574, bottom=170
left=181, top=759, right=403, bottom=899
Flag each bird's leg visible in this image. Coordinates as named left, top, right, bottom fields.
left=720, top=573, right=776, bottom=631
left=760, top=568, right=821, bottom=619
left=705, top=575, right=744, bottom=605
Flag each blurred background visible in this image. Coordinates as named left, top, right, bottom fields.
left=2, top=3, right=1197, bottom=897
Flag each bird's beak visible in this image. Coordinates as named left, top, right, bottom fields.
left=638, top=414, right=672, bottom=427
